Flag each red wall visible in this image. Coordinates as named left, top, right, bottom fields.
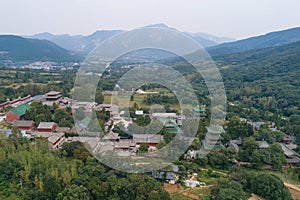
left=6, top=112, right=20, bottom=123
left=37, top=124, right=57, bottom=132
left=18, top=123, right=35, bottom=131
left=137, top=143, right=158, bottom=147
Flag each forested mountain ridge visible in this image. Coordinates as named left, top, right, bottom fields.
left=0, top=35, right=79, bottom=62
left=217, top=40, right=300, bottom=119
left=208, top=27, right=300, bottom=56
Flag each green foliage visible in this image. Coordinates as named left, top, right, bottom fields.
left=204, top=148, right=237, bottom=169
left=239, top=137, right=259, bottom=162
left=251, top=174, right=292, bottom=200
left=143, top=94, right=179, bottom=105
left=211, top=179, right=248, bottom=200
left=0, top=35, right=78, bottom=62
left=53, top=108, right=74, bottom=128
left=218, top=41, right=300, bottom=122
left=138, top=143, right=149, bottom=153
left=135, top=115, right=151, bottom=126
left=253, top=143, right=286, bottom=169
left=255, top=127, right=284, bottom=144
left=223, top=116, right=254, bottom=142
left=95, top=90, right=104, bottom=104
left=228, top=166, right=254, bottom=192
left=0, top=136, right=170, bottom=200
left=25, top=101, right=52, bottom=125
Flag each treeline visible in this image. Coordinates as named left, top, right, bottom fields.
left=0, top=68, right=78, bottom=104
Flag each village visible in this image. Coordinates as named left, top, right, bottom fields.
left=1, top=89, right=300, bottom=189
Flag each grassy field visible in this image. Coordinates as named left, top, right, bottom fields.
left=103, top=88, right=181, bottom=111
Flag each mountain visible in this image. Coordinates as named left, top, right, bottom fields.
left=184, top=32, right=235, bottom=45
left=0, top=35, right=78, bottom=62
left=28, top=24, right=233, bottom=54
left=28, top=32, right=84, bottom=51
left=28, top=30, right=123, bottom=54
left=208, top=27, right=300, bottom=56
left=217, top=40, right=300, bottom=117
left=142, top=23, right=178, bottom=31
left=217, top=40, right=300, bottom=73
left=28, top=30, right=122, bottom=54
left=73, top=30, right=123, bottom=53
left=142, top=23, right=225, bottom=47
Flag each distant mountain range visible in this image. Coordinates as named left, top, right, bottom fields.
left=0, top=24, right=300, bottom=63
left=208, top=27, right=300, bottom=56
left=28, top=30, right=123, bottom=55
left=27, top=23, right=235, bottom=54
left=0, top=35, right=77, bottom=62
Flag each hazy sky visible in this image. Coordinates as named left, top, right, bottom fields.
left=1, top=0, right=299, bottom=39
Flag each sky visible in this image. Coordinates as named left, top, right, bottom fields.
left=0, top=0, right=299, bottom=39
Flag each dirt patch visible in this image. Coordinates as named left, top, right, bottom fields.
left=284, top=182, right=300, bottom=200
left=182, top=191, right=199, bottom=200
left=164, top=184, right=199, bottom=199
left=248, top=193, right=265, bottom=200
left=163, top=183, right=183, bottom=194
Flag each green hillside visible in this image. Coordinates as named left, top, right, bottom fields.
left=217, top=40, right=300, bottom=119
left=0, top=35, right=79, bottom=62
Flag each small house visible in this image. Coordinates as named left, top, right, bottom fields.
left=6, top=104, right=30, bottom=122
left=48, top=133, right=65, bottom=149
left=37, top=122, right=57, bottom=132
left=133, top=134, right=163, bottom=147
left=282, top=135, right=293, bottom=144
left=13, top=120, right=35, bottom=131
left=184, top=180, right=200, bottom=188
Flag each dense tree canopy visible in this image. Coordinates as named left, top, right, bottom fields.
left=251, top=174, right=292, bottom=200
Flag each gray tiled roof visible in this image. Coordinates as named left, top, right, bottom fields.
left=13, top=120, right=34, bottom=127
left=48, top=133, right=64, bottom=144
left=133, top=134, right=162, bottom=144
left=38, top=122, right=56, bottom=129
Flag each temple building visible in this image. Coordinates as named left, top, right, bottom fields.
left=43, top=91, right=62, bottom=106
left=201, top=125, right=224, bottom=154
left=164, top=118, right=179, bottom=134
left=193, top=107, right=206, bottom=119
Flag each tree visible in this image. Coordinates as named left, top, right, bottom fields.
left=73, top=145, right=91, bottom=162
left=191, top=137, right=201, bottom=150
left=95, top=90, right=104, bottom=104
left=43, top=174, right=61, bottom=200
left=226, top=116, right=254, bottom=140
left=229, top=166, right=254, bottom=192
left=156, top=140, right=166, bottom=149
left=25, top=101, right=52, bottom=125
left=138, top=143, right=149, bottom=153
left=251, top=174, right=292, bottom=200
left=239, top=137, right=259, bottom=162
left=56, top=185, right=90, bottom=200
left=10, top=126, right=22, bottom=149
left=62, top=141, right=83, bottom=157
left=53, top=108, right=74, bottom=128
left=255, top=128, right=275, bottom=144
left=211, top=179, right=248, bottom=200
